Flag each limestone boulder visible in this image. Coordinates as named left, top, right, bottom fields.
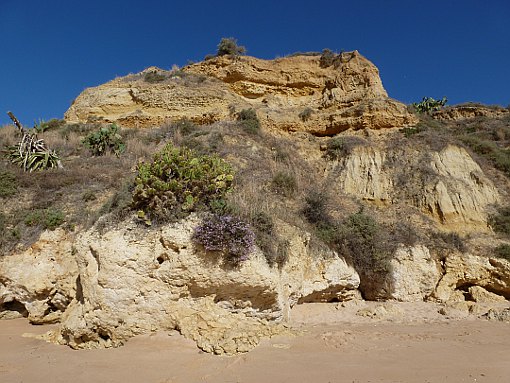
left=52, top=215, right=359, bottom=353
left=433, top=252, right=510, bottom=302
left=384, top=245, right=441, bottom=301
left=0, top=229, right=78, bottom=323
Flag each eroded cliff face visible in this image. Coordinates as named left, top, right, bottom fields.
left=64, top=52, right=417, bottom=134
left=2, top=219, right=509, bottom=353
left=432, top=104, right=509, bottom=122
left=37, top=216, right=359, bottom=354
left=334, top=144, right=499, bottom=231
left=2, top=50, right=509, bottom=355
left=0, top=230, right=77, bottom=323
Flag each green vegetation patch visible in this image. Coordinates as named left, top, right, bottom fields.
left=132, top=143, right=234, bottom=222
left=490, top=206, right=510, bottom=236
left=0, top=170, right=17, bottom=198
left=236, top=108, right=260, bottom=134
left=82, top=124, right=126, bottom=157
left=495, top=244, right=510, bottom=261
left=24, top=208, right=65, bottom=230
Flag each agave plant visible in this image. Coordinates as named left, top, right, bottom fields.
left=5, top=111, right=62, bottom=172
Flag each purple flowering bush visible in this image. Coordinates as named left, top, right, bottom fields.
left=192, top=214, right=255, bottom=266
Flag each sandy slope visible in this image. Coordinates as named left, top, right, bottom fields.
left=1, top=302, right=509, bottom=383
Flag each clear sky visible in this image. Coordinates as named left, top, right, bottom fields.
left=1, top=0, right=509, bottom=126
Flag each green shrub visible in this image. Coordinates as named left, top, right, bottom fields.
left=299, top=108, right=313, bottom=122
left=0, top=212, right=20, bottom=252
left=132, top=143, right=234, bottom=221
left=324, top=136, right=366, bottom=160
left=495, top=244, right=510, bottom=261
left=335, top=211, right=392, bottom=274
left=249, top=211, right=289, bottom=267
left=237, top=108, right=260, bottom=133
left=173, top=118, right=197, bottom=136
left=0, top=171, right=17, bottom=198
left=82, top=124, right=126, bottom=157
left=96, top=179, right=135, bottom=228
left=490, top=206, right=510, bottom=236
left=434, top=231, right=467, bottom=252
left=144, top=72, right=167, bottom=83
left=302, top=191, right=331, bottom=226
left=400, top=125, right=427, bottom=138
left=319, top=49, right=344, bottom=68
left=33, top=118, right=66, bottom=133
left=461, top=136, right=510, bottom=177
left=271, top=171, right=297, bottom=197
left=251, top=211, right=274, bottom=234
left=319, top=49, right=336, bottom=68
left=216, top=37, right=246, bottom=57
left=24, top=208, right=65, bottom=230
left=303, top=200, right=396, bottom=297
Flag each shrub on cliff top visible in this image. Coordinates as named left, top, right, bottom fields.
left=216, top=37, right=246, bottom=57
left=193, top=214, right=255, bottom=266
left=132, top=143, right=234, bottom=222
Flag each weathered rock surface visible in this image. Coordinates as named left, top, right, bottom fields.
left=433, top=252, right=510, bottom=302
left=433, top=104, right=509, bottom=121
left=336, top=144, right=499, bottom=230
left=383, top=245, right=441, bottom=301
left=64, top=67, right=247, bottom=128
left=0, top=230, right=77, bottom=323
left=339, top=146, right=392, bottom=204
left=47, top=215, right=359, bottom=353
left=65, top=53, right=417, bottom=134
left=421, top=145, right=500, bottom=228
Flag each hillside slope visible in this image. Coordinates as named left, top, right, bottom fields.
left=1, top=51, right=510, bottom=354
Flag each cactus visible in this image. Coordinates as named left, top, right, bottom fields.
left=412, top=96, right=448, bottom=113
left=132, top=143, right=234, bottom=221
left=82, top=124, right=126, bottom=156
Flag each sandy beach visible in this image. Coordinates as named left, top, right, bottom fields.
left=1, top=302, right=509, bottom=383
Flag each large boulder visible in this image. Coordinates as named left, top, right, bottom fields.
left=0, top=229, right=78, bottom=323
left=48, top=215, right=359, bottom=353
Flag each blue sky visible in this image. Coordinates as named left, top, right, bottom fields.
left=1, top=0, right=509, bottom=126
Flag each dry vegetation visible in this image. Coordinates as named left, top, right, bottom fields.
left=1, top=106, right=510, bottom=280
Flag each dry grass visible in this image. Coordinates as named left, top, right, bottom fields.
left=2, top=109, right=508, bottom=273
left=0, top=125, right=18, bottom=147
left=0, top=121, right=164, bottom=254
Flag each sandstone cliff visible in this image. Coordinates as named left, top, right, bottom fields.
left=2, top=49, right=509, bottom=355
left=65, top=52, right=417, bottom=134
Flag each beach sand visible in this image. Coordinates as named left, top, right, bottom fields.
left=1, top=302, right=509, bottom=383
